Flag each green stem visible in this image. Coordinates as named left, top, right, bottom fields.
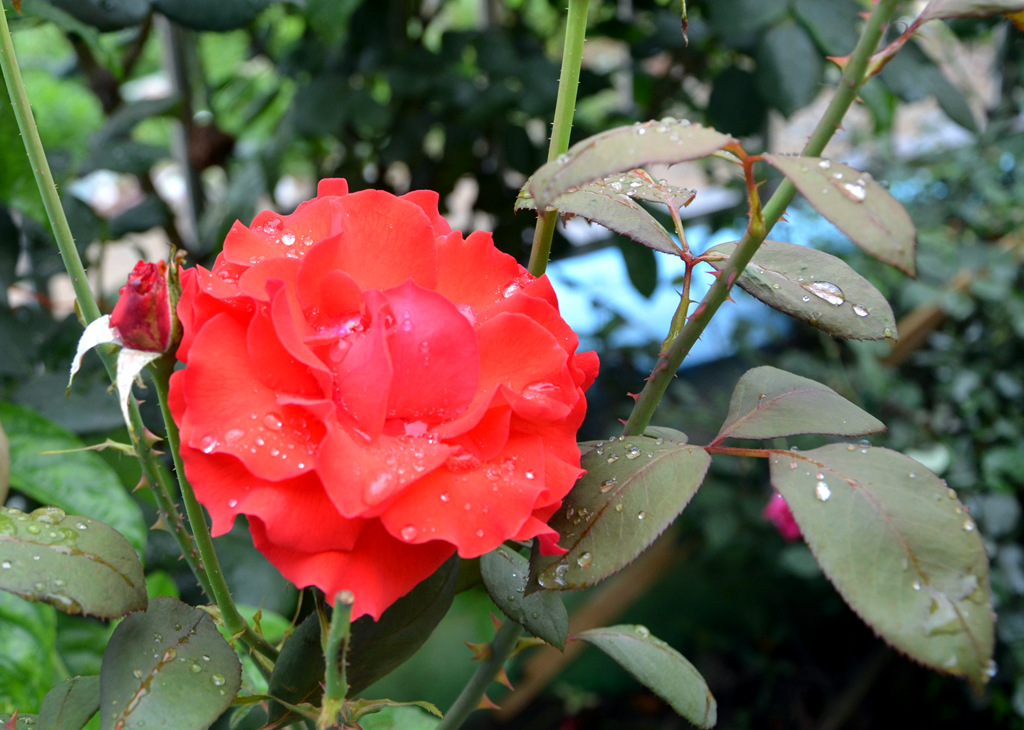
left=151, top=359, right=279, bottom=662
left=0, top=3, right=206, bottom=593
left=527, top=0, right=590, bottom=278
left=323, top=592, right=354, bottom=702
left=623, top=0, right=899, bottom=436
left=438, top=621, right=524, bottom=730
left=0, top=4, right=99, bottom=323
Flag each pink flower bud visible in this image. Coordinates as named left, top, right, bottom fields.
left=110, top=261, right=173, bottom=353
left=763, top=492, right=801, bottom=542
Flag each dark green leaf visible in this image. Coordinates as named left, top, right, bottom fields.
left=1, top=402, right=147, bottom=554
left=792, top=0, right=862, bottom=56
left=0, top=505, right=146, bottom=618
left=91, top=98, right=180, bottom=149
left=756, top=20, right=822, bottom=116
left=577, top=625, right=716, bottom=728
left=517, top=171, right=691, bottom=256
left=879, top=43, right=977, bottom=131
left=708, top=68, right=767, bottom=137
left=42, top=0, right=151, bottom=30
left=100, top=597, right=241, bottom=729
left=529, top=119, right=733, bottom=212
left=705, top=0, right=788, bottom=39
left=0, top=592, right=57, bottom=714
left=531, top=432, right=709, bottom=590
left=109, top=196, right=170, bottom=238
left=152, top=0, right=278, bottom=31
left=480, top=547, right=568, bottom=649
left=81, top=140, right=166, bottom=176
left=618, top=239, right=659, bottom=299
left=346, top=554, right=460, bottom=695
left=266, top=613, right=324, bottom=726
left=920, top=0, right=1024, bottom=20
left=39, top=675, right=100, bottom=730
left=706, top=240, right=897, bottom=340
left=715, top=366, right=885, bottom=441
left=762, top=154, right=917, bottom=275
left=769, top=444, right=995, bottom=689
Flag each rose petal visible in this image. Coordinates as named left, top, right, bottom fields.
left=381, top=434, right=548, bottom=557
left=435, top=230, right=527, bottom=313
left=180, top=313, right=322, bottom=481
left=383, top=280, right=479, bottom=422
left=249, top=518, right=455, bottom=620
left=400, top=189, right=452, bottom=238
left=318, top=424, right=452, bottom=517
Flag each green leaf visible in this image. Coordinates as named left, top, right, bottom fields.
left=531, top=431, right=709, bottom=590
left=769, top=444, right=995, bottom=689
left=761, top=154, right=917, bottom=275
left=152, top=0, right=278, bottom=30
left=100, top=597, right=242, bottom=730
left=346, top=554, right=460, bottom=695
left=0, top=506, right=146, bottom=618
left=715, top=366, right=885, bottom=441
left=0, top=592, right=57, bottom=714
left=577, top=625, right=716, bottom=728
left=705, top=240, right=897, bottom=341
left=39, top=675, right=100, bottom=730
left=618, top=239, right=659, bottom=299
left=919, top=0, right=1024, bottom=21
left=792, top=0, right=862, bottom=56
left=528, top=119, right=733, bottom=212
left=0, top=418, right=8, bottom=505
left=1, top=402, right=147, bottom=555
left=43, top=0, right=151, bottom=31
left=480, top=546, right=568, bottom=649
left=755, top=19, right=822, bottom=116
left=517, top=170, right=692, bottom=256
left=266, top=613, right=324, bottom=727
left=0, top=715, right=40, bottom=729
left=0, top=86, right=46, bottom=223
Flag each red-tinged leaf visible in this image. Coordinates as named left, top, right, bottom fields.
left=715, top=366, right=885, bottom=442
left=39, top=675, right=100, bottom=730
left=577, top=625, right=716, bottom=728
left=517, top=172, right=684, bottom=256
left=705, top=240, right=897, bottom=340
left=762, top=154, right=917, bottom=275
left=481, top=546, right=568, bottom=649
left=529, top=118, right=733, bottom=212
left=0, top=505, right=146, bottom=618
left=919, top=0, right=1024, bottom=20
left=100, top=597, right=241, bottom=730
left=769, top=444, right=994, bottom=689
left=530, top=430, right=709, bottom=590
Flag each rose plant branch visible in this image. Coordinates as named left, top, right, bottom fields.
left=622, top=0, right=900, bottom=436
left=437, top=620, right=525, bottom=730
left=150, top=357, right=280, bottom=663
left=527, top=0, right=590, bottom=278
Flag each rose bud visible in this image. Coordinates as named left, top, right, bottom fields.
left=110, top=260, right=173, bottom=353
left=763, top=492, right=801, bottom=542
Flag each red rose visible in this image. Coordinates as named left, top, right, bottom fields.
left=110, top=260, right=173, bottom=352
left=168, top=179, right=598, bottom=619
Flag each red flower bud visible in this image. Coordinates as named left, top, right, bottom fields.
left=763, top=492, right=801, bottom=542
left=110, top=261, right=173, bottom=353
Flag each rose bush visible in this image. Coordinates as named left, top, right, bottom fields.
left=168, top=179, right=598, bottom=619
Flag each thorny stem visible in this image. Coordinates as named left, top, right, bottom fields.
left=323, top=592, right=354, bottom=702
left=623, top=0, right=901, bottom=436
left=438, top=621, right=524, bottom=730
left=0, top=3, right=208, bottom=600
left=151, top=358, right=279, bottom=663
left=527, top=0, right=590, bottom=278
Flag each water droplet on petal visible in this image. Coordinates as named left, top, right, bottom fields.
left=227, top=499, right=238, bottom=508
left=199, top=435, right=218, bottom=454
left=401, top=525, right=418, bottom=541
left=440, top=493, right=450, bottom=502
left=263, top=413, right=283, bottom=431
left=476, top=529, right=485, bottom=538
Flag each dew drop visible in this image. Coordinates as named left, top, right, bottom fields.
left=133, top=668, right=143, bottom=679
left=634, top=625, right=650, bottom=638
left=804, top=281, right=845, bottom=306
left=818, top=160, right=832, bottom=169
left=615, top=503, right=624, bottom=512
left=625, top=444, right=642, bottom=460
left=440, top=493, right=450, bottom=502
left=606, top=454, right=619, bottom=464
left=912, top=580, right=922, bottom=591
left=0, top=561, right=10, bottom=569
left=476, top=529, right=485, bottom=538
left=211, top=673, right=226, bottom=687
left=852, top=304, right=869, bottom=317
left=401, top=525, right=418, bottom=541
left=841, top=182, right=867, bottom=201
left=815, top=481, right=831, bottom=502
left=227, top=499, right=238, bottom=508
left=263, top=413, right=283, bottom=430
left=637, top=511, right=648, bottom=520
left=600, top=477, right=618, bottom=493
left=525, top=470, right=535, bottom=480
left=963, top=519, right=975, bottom=532
left=635, top=126, right=646, bottom=136
left=199, top=435, right=218, bottom=454
left=577, top=552, right=593, bottom=568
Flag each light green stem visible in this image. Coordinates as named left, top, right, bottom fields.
left=0, top=2, right=208, bottom=593
left=437, top=621, right=524, bottom=730
left=623, top=0, right=900, bottom=435
left=151, top=359, right=279, bottom=662
left=323, top=592, right=353, bottom=701
left=527, top=0, right=590, bottom=277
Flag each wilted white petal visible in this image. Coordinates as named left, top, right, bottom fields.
left=68, top=315, right=120, bottom=391
left=116, top=348, right=162, bottom=431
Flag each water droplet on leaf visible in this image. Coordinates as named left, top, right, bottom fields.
left=815, top=481, right=831, bottom=501
left=577, top=552, right=593, bottom=568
